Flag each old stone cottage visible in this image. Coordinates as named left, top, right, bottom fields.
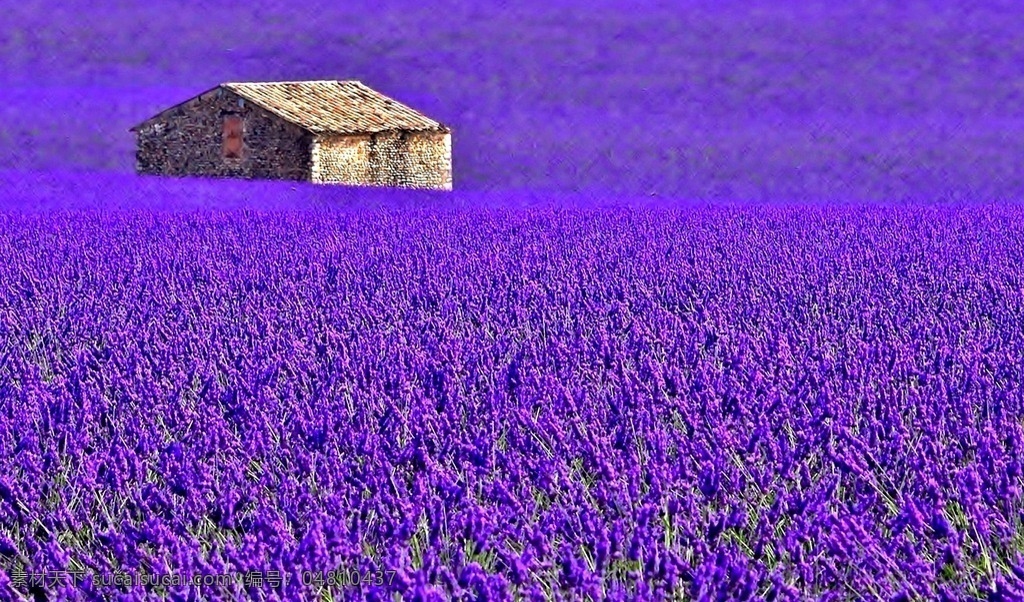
left=130, top=80, right=452, bottom=190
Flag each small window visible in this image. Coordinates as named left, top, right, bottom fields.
left=223, top=115, right=243, bottom=159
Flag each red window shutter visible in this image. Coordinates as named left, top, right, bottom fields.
left=223, top=115, right=243, bottom=159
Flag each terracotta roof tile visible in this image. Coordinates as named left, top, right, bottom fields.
left=222, top=80, right=447, bottom=134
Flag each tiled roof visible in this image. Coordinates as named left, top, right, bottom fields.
left=222, top=80, right=447, bottom=134
left=130, top=80, right=448, bottom=134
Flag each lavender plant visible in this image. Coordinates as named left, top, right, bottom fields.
left=1, top=206, right=1023, bottom=600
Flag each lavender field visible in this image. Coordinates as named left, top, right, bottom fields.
left=3, top=1, right=1024, bottom=600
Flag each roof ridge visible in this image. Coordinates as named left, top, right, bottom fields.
left=223, top=80, right=361, bottom=85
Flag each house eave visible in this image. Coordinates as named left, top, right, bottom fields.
left=309, top=124, right=452, bottom=137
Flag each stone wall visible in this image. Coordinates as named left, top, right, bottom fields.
left=311, top=130, right=452, bottom=190
left=134, top=88, right=313, bottom=181
left=398, top=131, right=452, bottom=190
left=311, top=134, right=372, bottom=184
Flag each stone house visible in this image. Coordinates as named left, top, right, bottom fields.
left=130, top=80, right=452, bottom=190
